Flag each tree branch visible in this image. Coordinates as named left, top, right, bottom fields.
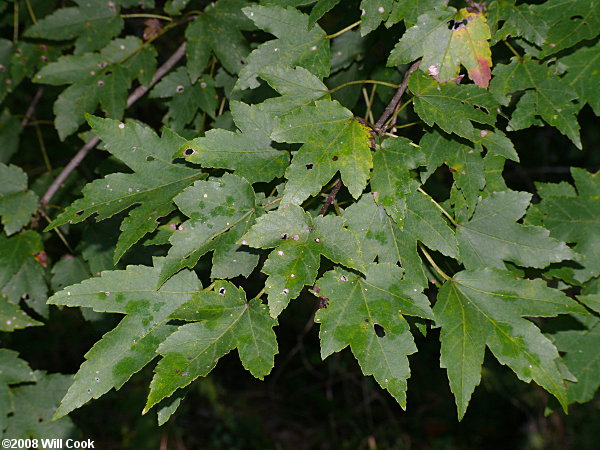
left=40, top=43, right=187, bottom=208
left=319, top=178, right=343, bottom=216
left=374, top=59, right=421, bottom=135
left=21, top=87, right=44, bottom=127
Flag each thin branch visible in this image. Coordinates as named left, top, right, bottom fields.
left=374, top=60, right=421, bottom=135
left=40, top=43, right=186, bottom=208
left=319, top=178, right=343, bottom=216
left=21, top=87, right=44, bottom=128
left=121, top=13, right=173, bottom=22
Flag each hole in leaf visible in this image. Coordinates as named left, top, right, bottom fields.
left=281, top=233, right=289, bottom=240
left=332, top=156, right=338, bottom=161
left=374, top=323, right=386, bottom=338
left=183, top=147, right=195, bottom=157
left=306, top=163, right=313, bottom=170
left=146, top=156, right=155, bottom=161
left=37, top=417, right=44, bottom=423
left=473, top=104, right=489, bottom=114
left=218, top=287, right=226, bottom=295
left=175, top=85, right=185, bottom=93
left=570, top=15, right=584, bottom=20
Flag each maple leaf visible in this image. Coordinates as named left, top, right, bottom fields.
left=46, top=116, right=204, bottom=263
left=0, top=163, right=38, bottom=236
left=236, top=5, right=330, bottom=90
left=315, top=264, right=433, bottom=407
left=149, top=68, right=217, bottom=131
left=489, top=0, right=549, bottom=47
left=408, top=71, right=499, bottom=142
left=271, top=99, right=373, bottom=205
left=535, top=168, right=600, bottom=283
left=370, top=137, right=424, bottom=226
left=389, top=7, right=493, bottom=88
left=552, top=312, right=600, bottom=404
left=185, top=0, right=254, bottom=81
left=175, top=101, right=289, bottom=183
left=47, top=260, right=202, bottom=419
left=533, top=0, right=600, bottom=57
left=158, top=174, right=259, bottom=286
left=241, top=204, right=366, bottom=317
left=385, top=0, right=444, bottom=27
left=435, top=268, right=586, bottom=419
left=33, top=37, right=156, bottom=139
left=3, top=371, right=76, bottom=439
left=24, top=0, right=123, bottom=55
left=490, top=57, right=581, bottom=149
left=344, top=194, right=457, bottom=288
left=559, top=41, right=600, bottom=116
left=456, top=190, right=576, bottom=270
left=258, top=66, right=329, bottom=116
left=0, top=232, right=46, bottom=329
left=145, top=281, right=278, bottom=412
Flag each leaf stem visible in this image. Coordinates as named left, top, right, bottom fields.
left=326, top=20, right=361, bottom=39
left=203, top=282, right=216, bottom=292
left=418, top=243, right=451, bottom=282
left=504, top=40, right=522, bottom=59
left=327, top=79, right=399, bottom=94
left=262, top=197, right=282, bottom=209
left=417, top=187, right=458, bottom=227
left=24, top=0, right=37, bottom=24
left=13, top=1, right=19, bottom=42
left=252, top=288, right=266, bottom=301
left=121, top=13, right=173, bottom=22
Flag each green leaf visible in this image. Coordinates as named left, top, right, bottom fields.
left=150, top=68, right=217, bottom=130
left=389, top=7, right=493, bottom=87
left=0, top=109, right=22, bottom=164
left=344, top=193, right=456, bottom=287
left=158, top=174, right=259, bottom=286
left=490, top=0, right=549, bottom=47
left=456, top=190, right=575, bottom=270
left=241, top=204, right=366, bottom=317
left=185, top=0, right=254, bottom=81
left=34, top=37, right=157, bottom=139
left=24, top=0, right=123, bottom=55
left=490, top=57, right=581, bottom=149
left=47, top=261, right=201, bottom=418
left=3, top=372, right=77, bottom=439
left=175, top=102, right=289, bottom=183
left=46, top=116, right=204, bottom=263
left=145, top=281, right=278, bottom=412
left=552, top=319, right=600, bottom=404
left=386, top=0, right=447, bottom=28
left=370, top=137, right=424, bottom=226
left=536, top=168, right=600, bottom=283
left=409, top=71, right=499, bottom=142
left=236, top=5, right=330, bottom=90
left=0, top=232, right=46, bottom=328
left=533, top=0, right=600, bottom=57
left=314, top=264, right=433, bottom=407
left=360, top=0, right=394, bottom=35
left=308, top=0, right=340, bottom=27
left=272, top=99, right=373, bottom=204
left=0, top=164, right=38, bottom=236
left=435, top=268, right=586, bottom=419
left=258, top=65, right=329, bottom=116
left=559, top=41, right=600, bottom=116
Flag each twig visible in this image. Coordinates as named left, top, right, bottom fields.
left=319, top=178, right=342, bottom=215
left=326, top=20, right=361, bottom=39
left=40, top=43, right=186, bottom=208
left=374, top=60, right=421, bottom=135
left=21, top=87, right=44, bottom=127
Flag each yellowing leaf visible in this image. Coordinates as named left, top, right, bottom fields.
left=389, top=8, right=493, bottom=88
